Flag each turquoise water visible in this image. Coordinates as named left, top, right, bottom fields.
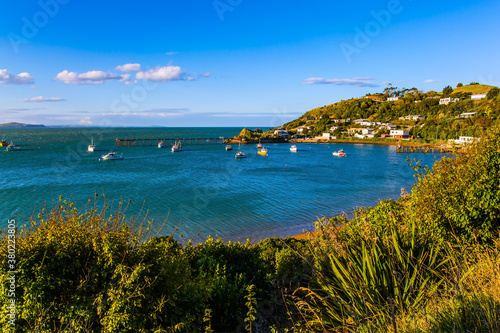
left=1, top=127, right=443, bottom=243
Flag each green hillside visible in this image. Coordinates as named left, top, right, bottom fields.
left=453, top=84, right=495, bottom=94
left=270, top=83, right=500, bottom=142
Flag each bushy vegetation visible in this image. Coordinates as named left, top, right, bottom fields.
left=2, top=123, right=500, bottom=332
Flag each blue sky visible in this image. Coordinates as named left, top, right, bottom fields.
left=1, top=0, right=499, bottom=127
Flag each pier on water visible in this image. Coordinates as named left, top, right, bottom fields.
left=115, top=137, right=225, bottom=147
left=396, top=143, right=454, bottom=154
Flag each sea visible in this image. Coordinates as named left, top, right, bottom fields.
left=0, top=127, right=444, bottom=244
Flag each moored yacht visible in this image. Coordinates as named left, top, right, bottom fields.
left=171, top=140, right=182, bottom=152
left=235, top=151, right=246, bottom=159
left=225, top=145, right=233, bottom=151
left=257, top=147, right=268, bottom=156
left=101, top=152, right=123, bottom=160
left=88, top=138, right=96, bottom=152
left=6, top=142, right=21, bottom=151
left=332, top=149, right=346, bottom=157
left=290, top=145, right=297, bottom=153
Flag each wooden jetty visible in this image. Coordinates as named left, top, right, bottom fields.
left=115, top=137, right=225, bottom=147
left=396, top=143, right=454, bottom=154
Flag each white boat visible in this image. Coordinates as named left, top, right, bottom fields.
left=101, top=152, right=123, bottom=160
left=332, top=149, right=346, bottom=157
left=235, top=151, right=246, bottom=159
left=6, top=142, right=21, bottom=151
left=257, top=147, right=268, bottom=156
left=88, top=138, right=96, bottom=152
left=225, top=145, right=233, bottom=151
left=158, top=141, right=166, bottom=148
left=171, top=140, right=182, bottom=152
left=290, top=145, right=297, bottom=153
left=235, top=141, right=246, bottom=159
left=257, top=141, right=262, bottom=149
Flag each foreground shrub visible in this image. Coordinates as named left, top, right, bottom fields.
left=409, top=121, right=500, bottom=244
left=296, top=219, right=444, bottom=332
left=0, top=199, right=202, bottom=332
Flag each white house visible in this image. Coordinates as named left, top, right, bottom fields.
left=439, top=97, right=459, bottom=105
left=274, top=130, right=290, bottom=139
left=459, top=112, right=477, bottom=118
left=380, top=123, right=397, bottom=130
left=296, top=125, right=310, bottom=133
left=329, top=126, right=339, bottom=133
left=399, top=115, right=426, bottom=121
left=390, top=130, right=410, bottom=139
left=354, top=133, right=374, bottom=139
left=471, top=93, right=487, bottom=101
left=353, top=118, right=370, bottom=124
left=362, top=128, right=374, bottom=135
left=454, top=136, right=479, bottom=145
left=387, top=96, right=400, bottom=101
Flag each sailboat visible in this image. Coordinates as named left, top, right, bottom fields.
left=235, top=141, right=246, bottom=159
left=88, top=138, right=96, bottom=152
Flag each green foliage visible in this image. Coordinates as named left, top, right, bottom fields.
left=442, top=85, right=454, bottom=96
left=297, top=220, right=444, bottom=331
left=457, top=82, right=463, bottom=87
left=487, top=86, right=500, bottom=100
left=256, top=237, right=312, bottom=285
left=244, top=284, right=257, bottom=333
left=185, top=236, right=269, bottom=332
left=0, top=199, right=202, bottom=332
left=236, top=128, right=264, bottom=140
left=409, top=121, right=500, bottom=244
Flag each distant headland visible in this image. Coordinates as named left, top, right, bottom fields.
left=0, top=122, right=45, bottom=128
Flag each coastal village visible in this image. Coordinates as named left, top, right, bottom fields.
left=228, top=83, right=498, bottom=152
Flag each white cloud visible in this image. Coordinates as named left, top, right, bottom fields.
left=0, top=69, right=9, bottom=81
left=55, top=70, right=127, bottom=85
left=165, top=51, right=179, bottom=55
left=302, top=77, right=378, bottom=87
left=135, top=66, right=184, bottom=82
left=424, top=79, right=442, bottom=83
left=115, top=63, right=141, bottom=72
left=0, top=69, right=35, bottom=85
left=22, top=96, right=65, bottom=102
left=79, top=117, right=93, bottom=124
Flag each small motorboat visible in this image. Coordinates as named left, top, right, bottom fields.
left=101, top=152, right=123, bottom=160
left=332, top=149, right=346, bottom=157
left=158, top=141, right=166, bottom=148
left=235, top=151, right=246, bottom=159
left=290, top=145, right=297, bottom=153
left=171, top=140, right=182, bottom=152
left=257, top=141, right=263, bottom=149
left=6, top=142, right=21, bottom=151
left=88, top=138, right=96, bottom=152
left=225, top=145, right=233, bottom=151
left=0, top=139, right=8, bottom=147
left=257, top=147, right=268, bottom=156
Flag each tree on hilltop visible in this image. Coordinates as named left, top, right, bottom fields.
left=442, top=85, right=453, bottom=97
